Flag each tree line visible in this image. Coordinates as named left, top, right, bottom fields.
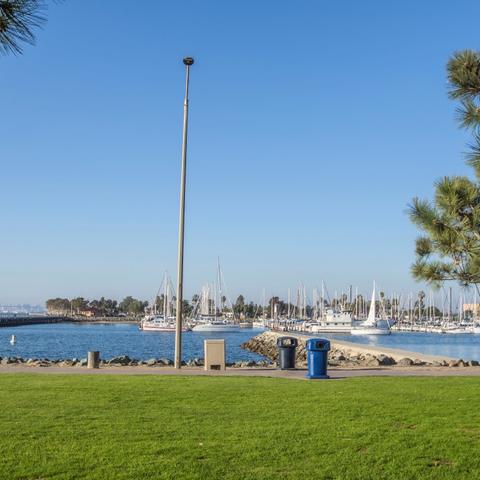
left=45, top=291, right=439, bottom=320
left=46, top=297, right=149, bottom=317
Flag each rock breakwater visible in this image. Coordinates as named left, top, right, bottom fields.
left=0, top=355, right=273, bottom=368
left=241, top=331, right=477, bottom=367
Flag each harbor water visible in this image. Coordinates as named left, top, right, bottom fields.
left=0, top=323, right=267, bottom=362
left=330, top=331, right=480, bottom=361
left=2, top=323, right=480, bottom=362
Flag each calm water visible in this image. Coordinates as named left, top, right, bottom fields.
left=329, top=332, right=480, bottom=361
left=3, top=323, right=480, bottom=362
left=0, top=323, right=267, bottom=362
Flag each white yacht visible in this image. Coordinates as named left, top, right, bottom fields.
left=310, top=310, right=353, bottom=333
left=192, top=316, right=241, bottom=332
left=141, top=315, right=191, bottom=332
left=252, top=319, right=267, bottom=328
left=351, top=284, right=392, bottom=335
left=140, top=272, right=191, bottom=332
left=191, top=263, right=241, bottom=332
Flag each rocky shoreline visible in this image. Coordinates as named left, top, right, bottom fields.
left=0, top=355, right=273, bottom=369
left=241, top=331, right=479, bottom=368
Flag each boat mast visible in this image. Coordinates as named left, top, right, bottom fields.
left=287, top=288, right=291, bottom=319
left=321, top=281, right=325, bottom=319
left=472, top=286, right=477, bottom=325
left=303, top=285, right=307, bottom=319
left=449, top=287, right=452, bottom=325
left=263, top=288, right=266, bottom=319
left=164, top=272, right=168, bottom=317
left=217, top=258, right=222, bottom=314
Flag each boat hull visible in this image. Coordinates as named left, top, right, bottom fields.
left=192, top=324, right=241, bottom=332
left=140, top=325, right=191, bottom=332
left=441, top=328, right=469, bottom=334
left=351, top=327, right=391, bottom=335
left=311, top=327, right=352, bottom=333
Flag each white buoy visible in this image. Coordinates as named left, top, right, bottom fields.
left=10, top=335, right=16, bottom=345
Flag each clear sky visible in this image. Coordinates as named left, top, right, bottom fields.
left=2, top=0, right=479, bottom=305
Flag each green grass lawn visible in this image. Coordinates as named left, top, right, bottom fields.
left=1, top=375, right=480, bottom=480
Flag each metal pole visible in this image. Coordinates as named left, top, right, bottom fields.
left=174, top=57, right=194, bottom=369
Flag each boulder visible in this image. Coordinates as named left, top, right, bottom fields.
left=1, top=357, right=17, bottom=365
left=146, top=358, right=157, bottom=367
left=158, top=358, right=173, bottom=366
left=448, top=360, right=459, bottom=367
left=328, top=360, right=340, bottom=367
left=364, top=357, right=381, bottom=367
left=108, top=355, right=131, bottom=365
left=468, top=360, right=479, bottom=367
left=397, top=358, right=414, bottom=366
left=376, top=354, right=396, bottom=366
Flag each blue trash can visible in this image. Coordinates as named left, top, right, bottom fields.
left=306, top=338, right=330, bottom=379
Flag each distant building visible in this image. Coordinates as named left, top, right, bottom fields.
left=79, top=308, right=100, bottom=317
left=463, top=303, right=480, bottom=315
left=0, top=304, right=45, bottom=314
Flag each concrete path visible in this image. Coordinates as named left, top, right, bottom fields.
left=280, top=331, right=457, bottom=363
left=2, top=365, right=480, bottom=379
left=328, top=338, right=456, bottom=363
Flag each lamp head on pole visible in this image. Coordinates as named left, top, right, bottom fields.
left=183, top=57, right=194, bottom=66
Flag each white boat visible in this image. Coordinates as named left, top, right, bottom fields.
left=252, top=320, right=266, bottom=328
left=192, top=318, right=241, bottom=332
left=311, top=310, right=353, bottom=333
left=141, top=314, right=191, bottom=332
left=140, top=272, right=191, bottom=332
left=191, top=262, right=241, bottom=332
left=441, top=325, right=469, bottom=334
left=351, top=283, right=391, bottom=335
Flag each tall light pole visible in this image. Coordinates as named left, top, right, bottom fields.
left=174, top=56, right=194, bottom=369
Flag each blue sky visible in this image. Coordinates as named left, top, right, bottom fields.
left=1, top=0, right=479, bottom=304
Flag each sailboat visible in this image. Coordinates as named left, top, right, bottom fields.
left=310, top=282, right=353, bottom=333
left=351, top=283, right=391, bottom=335
left=252, top=289, right=268, bottom=328
left=192, top=260, right=241, bottom=332
left=140, top=272, right=191, bottom=332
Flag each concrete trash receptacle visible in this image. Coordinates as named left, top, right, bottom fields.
left=204, top=339, right=225, bottom=371
left=306, top=338, right=330, bottom=379
left=87, top=351, right=100, bottom=369
left=277, top=336, right=298, bottom=370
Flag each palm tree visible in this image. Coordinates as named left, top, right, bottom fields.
left=0, top=0, right=46, bottom=55
left=409, top=50, right=480, bottom=291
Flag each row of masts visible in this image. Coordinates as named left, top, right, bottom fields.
left=150, top=272, right=480, bottom=325
left=262, top=285, right=480, bottom=325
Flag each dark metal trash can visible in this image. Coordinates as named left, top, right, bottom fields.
left=277, top=336, right=298, bottom=369
left=306, top=338, right=330, bottom=379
